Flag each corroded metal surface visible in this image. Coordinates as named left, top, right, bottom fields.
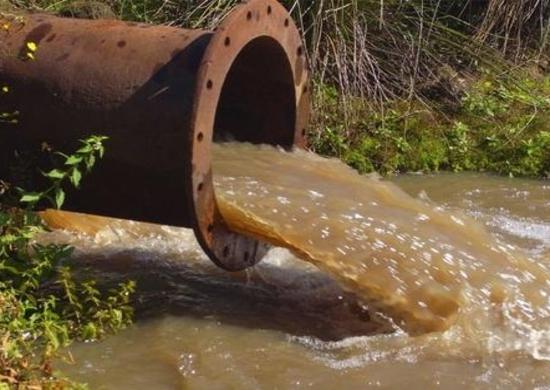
left=0, top=0, right=309, bottom=271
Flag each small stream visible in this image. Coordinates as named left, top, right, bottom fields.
left=44, top=170, right=549, bottom=389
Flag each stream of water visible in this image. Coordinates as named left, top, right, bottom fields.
left=40, top=143, right=550, bottom=388
left=213, top=143, right=550, bottom=337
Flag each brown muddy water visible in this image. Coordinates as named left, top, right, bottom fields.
left=41, top=143, right=550, bottom=389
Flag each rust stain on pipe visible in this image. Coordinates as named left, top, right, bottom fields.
left=0, top=0, right=310, bottom=271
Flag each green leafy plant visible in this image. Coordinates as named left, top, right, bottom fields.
left=0, top=136, right=135, bottom=387
left=18, top=135, right=108, bottom=210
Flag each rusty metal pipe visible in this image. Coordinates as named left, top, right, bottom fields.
left=0, top=0, right=309, bottom=271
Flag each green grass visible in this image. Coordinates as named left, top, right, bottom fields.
left=310, top=73, right=550, bottom=177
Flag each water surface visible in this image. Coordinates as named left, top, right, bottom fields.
left=41, top=145, right=550, bottom=388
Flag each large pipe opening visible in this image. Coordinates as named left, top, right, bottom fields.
left=203, top=36, right=297, bottom=271
left=214, top=36, right=296, bottom=147
left=187, top=0, right=309, bottom=271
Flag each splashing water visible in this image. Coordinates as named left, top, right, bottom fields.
left=40, top=151, right=550, bottom=387
left=212, top=143, right=550, bottom=350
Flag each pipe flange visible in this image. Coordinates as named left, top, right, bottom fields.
left=189, top=0, right=309, bottom=271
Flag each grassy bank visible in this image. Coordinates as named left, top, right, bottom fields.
left=293, top=1, right=549, bottom=177
left=312, top=74, right=550, bottom=177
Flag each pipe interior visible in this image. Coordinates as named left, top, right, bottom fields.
left=213, top=36, right=297, bottom=146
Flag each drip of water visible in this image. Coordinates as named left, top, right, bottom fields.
left=212, top=143, right=550, bottom=343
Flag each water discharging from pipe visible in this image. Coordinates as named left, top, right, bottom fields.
left=42, top=142, right=550, bottom=386
left=212, top=142, right=550, bottom=343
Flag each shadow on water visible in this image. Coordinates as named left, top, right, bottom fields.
left=73, top=249, right=394, bottom=341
